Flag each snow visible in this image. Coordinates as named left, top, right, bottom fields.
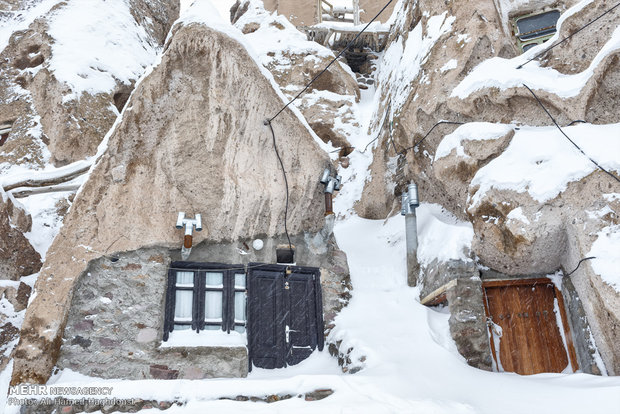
left=0, top=159, right=91, bottom=189
left=434, top=122, right=514, bottom=160
left=46, top=0, right=158, bottom=97
left=506, top=207, right=530, bottom=225
left=440, top=58, right=458, bottom=72
left=19, top=190, right=73, bottom=259
left=468, top=123, right=620, bottom=206
left=415, top=204, right=474, bottom=267
left=378, top=11, right=455, bottom=112
left=452, top=1, right=617, bottom=99
left=588, top=225, right=620, bottom=293
left=162, top=330, right=247, bottom=348
left=0, top=0, right=59, bottom=53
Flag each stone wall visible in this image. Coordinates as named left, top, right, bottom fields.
left=421, top=260, right=493, bottom=371
left=58, top=247, right=248, bottom=380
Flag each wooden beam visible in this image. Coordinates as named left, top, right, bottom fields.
left=2, top=165, right=89, bottom=192
left=420, top=279, right=456, bottom=306
left=482, top=277, right=552, bottom=288
left=10, top=183, right=81, bottom=198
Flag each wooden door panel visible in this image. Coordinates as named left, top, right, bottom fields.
left=484, top=281, right=573, bottom=375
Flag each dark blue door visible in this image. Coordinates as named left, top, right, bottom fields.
left=248, top=264, right=323, bottom=369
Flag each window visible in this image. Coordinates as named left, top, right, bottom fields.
left=163, top=262, right=246, bottom=341
left=512, top=10, right=560, bottom=53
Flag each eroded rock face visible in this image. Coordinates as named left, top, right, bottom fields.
left=360, top=0, right=620, bottom=373
left=0, top=190, right=40, bottom=280
left=0, top=0, right=179, bottom=168
left=12, top=16, right=346, bottom=384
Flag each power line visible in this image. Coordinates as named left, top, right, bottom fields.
left=517, top=1, right=620, bottom=69
left=399, top=120, right=464, bottom=154
left=264, top=119, right=293, bottom=252
left=523, top=83, right=620, bottom=184
left=268, top=0, right=394, bottom=122
left=565, top=256, right=596, bottom=277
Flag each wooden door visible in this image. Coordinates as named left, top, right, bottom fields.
left=483, top=279, right=578, bottom=375
left=247, top=264, right=324, bottom=370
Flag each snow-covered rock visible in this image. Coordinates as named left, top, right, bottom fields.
left=0, top=189, right=40, bottom=281
left=0, top=0, right=179, bottom=168
left=232, top=0, right=361, bottom=152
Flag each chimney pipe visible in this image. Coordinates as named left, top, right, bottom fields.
left=401, top=182, right=420, bottom=286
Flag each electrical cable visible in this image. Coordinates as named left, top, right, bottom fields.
left=362, top=101, right=392, bottom=153
left=268, top=0, right=394, bottom=122
left=523, top=83, right=620, bottom=184
left=565, top=256, right=596, bottom=277
left=517, top=1, right=620, bottom=69
left=264, top=119, right=293, bottom=253
left=398, top=120, right=465, bottom=154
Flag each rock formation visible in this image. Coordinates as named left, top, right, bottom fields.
left=11, top=5, right=348, bottom=384
left=0, top=189, right=40, bottom=280
left=0, top=0, right=179, bottom=168
left=232, top=0, right=361, bottom=153
left=360, top=0, right=620, bottom=373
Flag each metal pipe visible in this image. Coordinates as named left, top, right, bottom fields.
left=325, top=192, right=333, bottom=215
left=401, top=182, right=420, bottom=286
left=320, top=168, right=341, bottom=216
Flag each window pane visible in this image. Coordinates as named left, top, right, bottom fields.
left=234, top=273, right=246, bottom=289
left=234, top=325, right=246, bottom=333
left=205, top=291, right=223, bottom=321
left=234, top=291, right=246, bottom=323
left=174, top=324, right=191, bottom=330
left=517, top=11, right=559, bottom=36
left=175, top=271, right=194, bottom=287
left=205, top=272, right=223, bottom=287
left=203, top=325, right=220, bottom=331
left=174, top=290, right=193, bottom=321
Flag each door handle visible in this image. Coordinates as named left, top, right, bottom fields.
left=285, top=325, right=299, bottom=344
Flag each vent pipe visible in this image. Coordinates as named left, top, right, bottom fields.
left=401, top=182, right=420, bottom=286
left=176, top=212, right=202, bottom=260
left=320, top=168, right=341, bottom=215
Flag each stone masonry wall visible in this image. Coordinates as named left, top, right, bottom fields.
left=58, top=221, right=350, bottom=380
left=444, top=265, right=493, bottom=371
left=58, top=247, right=248, bottom=380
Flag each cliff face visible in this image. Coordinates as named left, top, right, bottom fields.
left=360, top=0, right=620, bottom=373
left=11, top=3, right=342, bottom=384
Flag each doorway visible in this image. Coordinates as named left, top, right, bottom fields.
left=248, top=264, right=324, bottom=370
left=482, top=278, right=578, bottom=375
